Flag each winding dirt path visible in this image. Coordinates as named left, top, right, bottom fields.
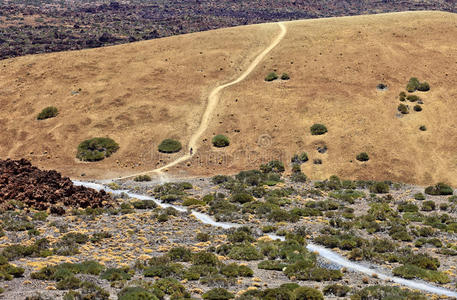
left=117, top=22, right=287, bottom=180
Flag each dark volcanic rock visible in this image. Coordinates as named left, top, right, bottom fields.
left=0, top=158, right=111, bottom=212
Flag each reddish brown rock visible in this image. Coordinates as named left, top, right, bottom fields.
left=0, top=159, right=111, bottom=212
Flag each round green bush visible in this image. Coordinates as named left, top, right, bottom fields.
left=203, top=288, right=234, bottom=300
left=212, top=135, right=230, bottom=147
left=281, top=73, right=290, bottom=80
left=417, top=82, right=430, bottom=91
left=265, top=72, right=278, bottom=82
left=118, top=287, right=158, bottom=300
left=406, top=77, right=420, bottom=92
left=310, top=124, right=328, bottom=135
left=231, top=192, right=253, bottom=204
left=419, top=125, right=427, bottom=131
left=425, top=183, right=453, bottom=195
left=414, top=105, right=422, bottom=112
left=76, top=137, right=119, bottom=162
left=158, top=139, right=182, bottom=153
left=294, top=286, right=324, bottom=300
left=370, top=182, right=390, bottom=194
left=356, top=152, right=369, bottom=162
left=406, top=95, right=420, bottom=102
left=397, top=103, right=409, bottom=114
left=37, top=106, right=58, bottom=120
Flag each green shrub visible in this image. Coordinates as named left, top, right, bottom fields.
left=203, top=288, right=234, bottom=300
left=350, top=285, right=427, bottom=300
left=369, top=182, right=390, bottom=194
left=393, top=264, right=449, bottom=283
left=397, top=202, right=418, bottom=213
left=182, top=198, right=205, bottom=206
left=192, top=251, right=219, bottom=266
left=260, top=160, right=285, bottom=173
left=399, top=92, right=406, bottom=101
left=227, top=227, right=255, bottom=243
left=265, top=72, right=278, bottom=82
left=168, top=247, right=192, bottom=262
left=414, top=193, right=425, bottom=200
left=231, top=193, right=253, bottom=204
left=152, top=277, right=186, bottom=295
left=32, top=211, right=48, bottom=221
left=56, top=276, right=81, bottom=290
left=281, top=73, right=290, bottom=80
left=291, top=152, right=308, bottom=164
left=134, top=175, right=152, bottom=182
left=212, top=135, right=230, bottom=147
left=323, top=284, right=350, bottom=297
left=196, top=232, right=210, bottom=242
left=421, top=200, right=436, bottom=211
left=293, top=286, right=323, bottom=300
left=76, top=137, right=119, bottom=161
left=258, top=260, right=287, bottom=271
left=414, top=104, right=422, bottom=112
left=291, top=172, right=307, bottom=183
left=417, top=82, right=430, bottom=91
left=228, top=243, right=263, bottom=261
left=425, top=183, right=453, bottom=195
left=143, top=263, right=183, bottom=278
left=356, top=152, right=369, bottom=162
left=100, top=267, right=132, bottom=281
left=310, top=124, right=327, bottom=135
left=158, top=139, right=182, bottom=153
left=37, top=106, right=58, bottom=120
left=118, top=287, right=158, bottom=300
left=220, top=263, right=253, bottom=277
left=419, top=125, right=427, bottom=131
left=132, top=200, right=157, bottom=209
left=397, top=103, right=409, bottom=114
left=406, top=77, right=420, bottom=92
left=406, top=95, right=420, bottom=102
left=212, top=175, right=231, bottom=184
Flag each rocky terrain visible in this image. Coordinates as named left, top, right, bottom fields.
left=1, top=0, right=456, bottom=59
left=0, top=160, right=456, bottom=299
left=0, top=159, right=111, bottom=213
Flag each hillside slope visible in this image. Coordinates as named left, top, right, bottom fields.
left=2, top=11, right=457, bottom=186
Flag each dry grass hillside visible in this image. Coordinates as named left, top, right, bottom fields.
left=2, top=11, right=457, bottom=186
left=0, top=23, right=277, bottom=178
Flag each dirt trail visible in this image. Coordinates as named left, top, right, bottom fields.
left=116, top=22, right=287, bottom=181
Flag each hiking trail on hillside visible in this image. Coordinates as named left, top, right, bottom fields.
left=117, top=22, right=287, bottom=180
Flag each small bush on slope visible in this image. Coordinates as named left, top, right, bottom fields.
left=310, top=123, right=327, bottom=135
left=212, top=135, right=230, bottom=147
left=158, top=139, right=182, bottom=153
left=76, top=137, right=119, bottom=161
left=37, top=106, right=58, bottom=120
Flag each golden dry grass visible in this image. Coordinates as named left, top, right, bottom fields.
left=0, top=23, right=277, bottom=178
left=2, top=11, right=457, bottom=186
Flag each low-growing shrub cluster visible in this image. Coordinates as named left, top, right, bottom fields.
left=76, top=137, right=119, bottom=162
left=37, top=106, right=58, bottom=120
left=158, top=139, right=182, bottom=153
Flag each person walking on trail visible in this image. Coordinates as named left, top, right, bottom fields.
left=190, top=148, right=193, bottom=155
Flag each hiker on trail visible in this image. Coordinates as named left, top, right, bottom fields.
left=190, top=148, right=193, bottom=155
